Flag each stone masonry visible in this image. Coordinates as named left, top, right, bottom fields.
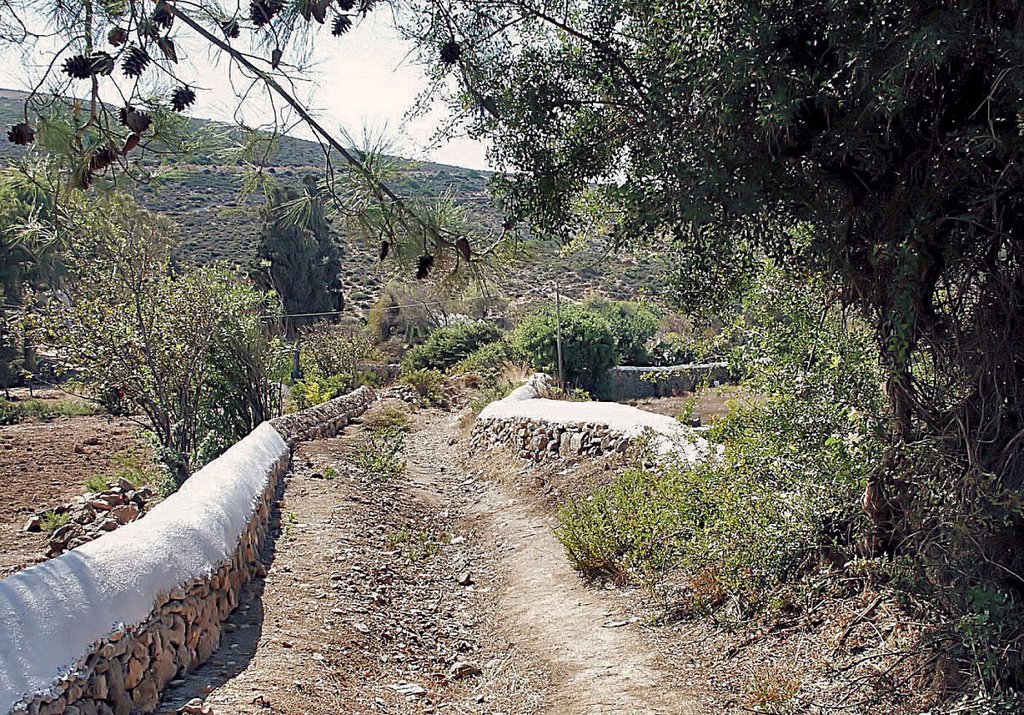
left=6, top=386, right=376, bottom=715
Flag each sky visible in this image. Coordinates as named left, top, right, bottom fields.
left=0, top=10, right=491, bottom=171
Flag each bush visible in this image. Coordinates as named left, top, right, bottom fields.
left=84, top=451, right=158, bottom=493
left=39, top=510, right=70, bottom=534
left=451, top=339, right=512, bottom=376
left=290, top=374, right=353, bottom=410
left=364, top=404, right=410, bottom=432
left=300, top=323, right=383, bottom=382
left=557, top=266, right=886, bottom=608
left=512, top=305, right=617, bottom=391
left=581, top=297, right=661, bottom=365
left=0, top=397, right=98, bottom=424
left=401, top=368, right=445, bottom=406
left=357, top=425, right=406, bottom=479
left=402, top=320, right=503, bottom=372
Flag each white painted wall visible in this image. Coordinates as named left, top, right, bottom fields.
left=0, top=423, right=289, bottom=713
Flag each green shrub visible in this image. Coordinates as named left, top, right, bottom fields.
left=402, top=320, right=503, bottom=372
left=0, top=398, right=98, bottom=424
left=84, top=475, right=109, bottom=493
left=401, top=368, right=444, bottom=406
left=290, top=374, right=353, bottom=410
left=357, top=426, right=406, bottom=479
left=39, top=510, right=70, bottom=534
left=452, top=339, right=512, bottom=377
left=364, top=404, right=410, bottom=432
left=512, top=305, right=617, bottom=391
left=580, top=297, right=661, bottom=366
left=558, top=266, right=885, bottom=608
left=299, top=323, right=382, bottom=381
left=85, top=451, right=159, bottom=493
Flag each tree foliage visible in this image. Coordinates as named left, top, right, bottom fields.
left=256, top=177, right=343, bottom=336
left=49, top=192, right=281, bottom=484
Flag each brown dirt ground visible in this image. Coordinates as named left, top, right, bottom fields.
left=625, top=386, right=756, bottom=425
left=159, top=400, right=707, bottom=714
left=482, top=444, right=943, bottom=714
left=159, top=401, right=546, bottom=714
left=0, top=409, right=150, bottom=577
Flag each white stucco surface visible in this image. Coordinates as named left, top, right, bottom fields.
left=479, top=374, right=710, bottom=460
left=0, top=422, right=289, bottom=713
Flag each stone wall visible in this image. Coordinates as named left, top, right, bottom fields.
left=473, top=373, right=710, bottom=463
left=472, top=415, right=634, bottom=461
left=2, top=388, right=376, bottom=715
left=8, top=460, right=284, bottom=715
left=605, top=362, right=731, bottom=400
left=269, top=385, right=375, bottom=445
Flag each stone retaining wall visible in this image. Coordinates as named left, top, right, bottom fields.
left=2, top=388, right=376, bottom=715
left=472, top=415, right=633, bottom=461
left=605, top=362, right=731, bottom=400
left=269, top=385, right=375, bottom=445
left=472, top=373, right=710, bottom=463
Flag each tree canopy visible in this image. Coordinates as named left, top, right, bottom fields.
left=256, top=176, right=343, bottom=336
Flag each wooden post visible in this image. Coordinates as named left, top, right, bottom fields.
left=555, top=282, right=564, bottom=387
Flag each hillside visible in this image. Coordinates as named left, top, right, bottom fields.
left=0, top=92, right=671, bottom=317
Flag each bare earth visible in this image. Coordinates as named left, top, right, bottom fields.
left=157, top=402, right=705, bottom=714
left=0, top=414, right=148, bottom=577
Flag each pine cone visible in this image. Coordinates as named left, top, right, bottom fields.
left=119, top=106, right=152, bottom=134
left=220, top=18, right=240, bottom=39
left=440, top=40, right=461, bottom=65
left=7, top=123, right=35, bottom=146
left=250, top=0, right=284, bottom=27
left=108, top=26, right=128, bottom=46
left=151, top=2, right=174, bottom=30
left=379, top=240, right=390, bottom=261
left=62, top=54, right=94, bottom=79
left=416, top=254, right=435, bottom=280
left=89, top=146, right=119, bottom=172
left=332, top=14, right=353, bottom=36
left=456, top=236, right=471, bottom=261
left=121, top=45, right=150, bottom=78
left=171, top=86, right=196, bottom=112
left=91, top=52, right=115, bottom=76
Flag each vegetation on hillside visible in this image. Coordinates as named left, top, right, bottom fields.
left=47, top=192, right=284, bottom=485
left=0, top=0, right=1021, bottom=708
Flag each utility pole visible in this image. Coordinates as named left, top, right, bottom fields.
left=555, top=281, right=564, bottom=387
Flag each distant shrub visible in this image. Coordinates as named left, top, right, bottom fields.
left=300, top=323, right=383, bottom=382
left=451, top=339, right=512, bottom=377
left=581, top=297, right=661, bottom=365
left=84, top=451, right=157, bottom=493
left=364, top=404, right=410, bottom=432
left=402, top=320, right=503, bottom=372
left=512, top=305, right=617, bottom=392
left=0, top=398, right=98, bottom=424
left=401, top=368, right=445, bottom=406
left=648, top=332, right=698, bottom=366
left=291, top=374, right=353, bottom=410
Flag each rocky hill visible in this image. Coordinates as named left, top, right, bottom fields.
left=0, top=91, right=669, bottom=317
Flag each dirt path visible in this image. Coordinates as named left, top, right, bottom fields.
left=159, top=403, right=703, bottom=714
left=469, top=484, right=700, bottom=714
